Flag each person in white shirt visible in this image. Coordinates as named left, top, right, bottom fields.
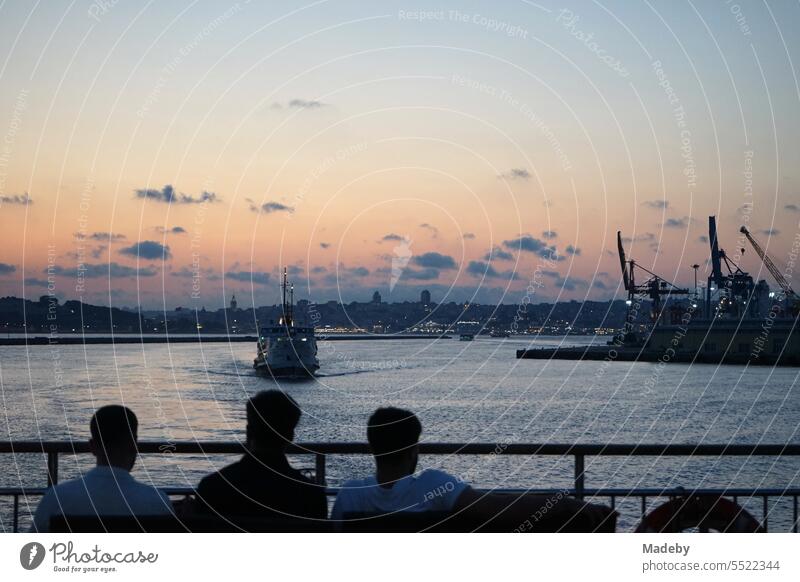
left=332, top=407, right=615, bottom=531
left=30, top=405, right=173, bottom=532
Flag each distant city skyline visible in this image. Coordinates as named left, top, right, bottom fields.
left=1, top=1, right=799, bottom=308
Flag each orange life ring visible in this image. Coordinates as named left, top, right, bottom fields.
left=635, top=496, right=762, bottom=533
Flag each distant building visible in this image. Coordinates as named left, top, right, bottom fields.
left=229, top=294, right=238, bottom=311
left=372, top=290, right=382, bottom=304
left=420, top=289, right=431, bottom=305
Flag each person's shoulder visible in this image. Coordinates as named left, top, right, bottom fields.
left=198, top=460, right=243, bottom=491
left=334, top=476, right=376, bottom=505
left=338, top=476, right=375, bottom=490
left=416, top=468, right=462, bottom=484
left=414, top=469, right=468, bottom=496
left=332, top=477, right=374, bottom=518
left=46, top=475, right=88, bottom=498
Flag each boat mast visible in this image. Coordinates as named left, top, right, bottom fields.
left=281, top=267, right=293, bottom=327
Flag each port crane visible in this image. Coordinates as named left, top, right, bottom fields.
left=740, top=226, right=798, bottom=316
left=617, top=231, right=690, bottom=323
left=739, top=226, right=796, bottom=299
left=706, top=216, right=755, bottom=318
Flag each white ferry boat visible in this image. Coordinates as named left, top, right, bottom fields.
left=253, top=269, right=319, bottom=378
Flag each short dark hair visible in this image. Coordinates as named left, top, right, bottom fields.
left=89, top=405, right=138, bottom=449
left=367, top=407, right=422, bottom=462
left=246, top=390, right=301, bottom=447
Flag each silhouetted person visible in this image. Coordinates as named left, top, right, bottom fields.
left=196, top=390, right=326, bottom=521
left=332, top=407, right=615, bottom=531
left=30, top=405, right=173, bottom=532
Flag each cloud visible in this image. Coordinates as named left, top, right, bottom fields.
left=247, top=199, right=294, bottom=214
left=155, top=226, right=187, bottom=235
left=503, top=235, right=563, bottom=260
left=412, top=252, right=457, bottom=269
left=403, top=268, right=440, bottom=280
left=75, top=232, right=126, bottom=242
left=319, top=242, right=331, bottom=249
left=48, top=262, right=158, bottom=278
left=542, top=230, right=557, bottom=239
left=593, top=280, right=609, bottom=290
left=483, top=246, right=514, bottom=261
left=662, top=217, right=692, bottom=228
left=760, top=228, right=780, bottom=236
left=466, top=261, right=519, bottom=280
left=552, top=276, right=589, bottom=291
left=698, top=235, right=709, bottom=243
left=171, top=266, right=221, bottom=281
left=0, top=193, right=32, bottom=205
left=347, top=266, right=370, bottom=277
left=419, top=223, right=439, bottom=237
left=643, top=200, right=669, bottom=209
left=225, top=271, right=271, bottom=285
left=134, top=184, right=218, bottom=204
left=467, top=261, right=497, bottom=277
left=119, top=241, right=172, bottom=260
left=322, top=265, right=370, bottom=285
left=785, top=204, right=800, bottom=213
left=565, top=245, right=581, bottom=255
left=621, top=232, right=656, bottom=243
left=381, top=233, right=405, bottom=242
left=310, top=266, right=327, bottom=274
left=498, top=168, right=531, bottom=180
left=0, top=262, right=16, bottom=275
left=286, top=265, right=305, bottom=277
left=288, top=98, right=327, bottom=108
left=24, top=277, right=49, bottom=286
left=462, top=232, right=476, bottom=240
left=540, top=271, right=588, bottom=291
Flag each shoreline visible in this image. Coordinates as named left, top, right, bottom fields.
left=0, top=334, right=452, bottom=346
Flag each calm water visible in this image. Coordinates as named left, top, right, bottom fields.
left=1, top=335, right=799, bottom=530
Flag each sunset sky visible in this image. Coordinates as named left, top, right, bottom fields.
left=1, top=0, right=798, bottom=308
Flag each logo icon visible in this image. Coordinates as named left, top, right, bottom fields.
left=390, top=236, right=413, bottom=292
left=20, top=542, right=46, bottom=570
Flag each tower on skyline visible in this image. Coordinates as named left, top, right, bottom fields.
left=421, top=289, right=431, bottom=306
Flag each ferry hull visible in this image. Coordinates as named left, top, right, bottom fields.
left=253, top=361, right=318, bottom=378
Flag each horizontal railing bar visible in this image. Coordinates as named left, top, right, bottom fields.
left=4, top=487, right=800, bottom=497
left=2, top=441, right=800, bottom=456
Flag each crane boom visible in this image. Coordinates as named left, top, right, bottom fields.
left=740, top=226, right=796, bottom=297
left=709, top=216, right=725, bottom=285
left=617, top=231, right=630, bottom=291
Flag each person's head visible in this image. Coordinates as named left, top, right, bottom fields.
left=246, top=390, right=301, bottom=453
left=367, top=407, right=422, bottom=475
left=88, top=405, right=139, bottom=471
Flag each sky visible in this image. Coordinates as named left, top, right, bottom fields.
left=0, top=0, right=799, bottom=309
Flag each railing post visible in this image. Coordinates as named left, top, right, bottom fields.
left=315, top=453, right=326, bottom=486
left=46, top=451, right=58, bottom=487
left=574, top=454, right=585, bottom=500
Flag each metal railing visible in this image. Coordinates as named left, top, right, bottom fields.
left=2, top=441, right=799, bottom=532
